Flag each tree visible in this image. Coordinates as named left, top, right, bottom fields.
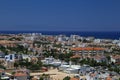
left=106, top=56, right=111, bottom=62
left=71, top=58, right=80, bottom=64
left=0, top=65, right=6, bottom=69
left=79, top=59, right=86, bottom=65
left=53, top=43, right=62, bottom=48
left=29, top=64, right=40, bottom=70
left=63, top=76, right=70, bottom=80
left=58, top=53, right=65, bottom=60
left=40, top=74, right=50, bottom=80
left=0, top=45, right=7, bottom=54
left=19, top=59, right=32, bottom=68
left=39, top=77, right=43, bottom=80
left=37, top=60, right=42, bottom=68
left=14, top=62, right=19, bottom=69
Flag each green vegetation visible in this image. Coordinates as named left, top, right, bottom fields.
left=14, top=59, right=43, bottom=70
left=0, top=44, right=30, bottom=55
left=106, top=56, right=111, bottom=62
left=7, top=45, right=29, bottom=54
left=79, top=58, right=108, bottom=66
left=0, top=45, right=8, bottom=55
left=53, top=43, right=62, bottom=48
left=63, top=76, right=70, bottom=80
left=33, top=41, right=50, bottom=45
left=58, top=52, right=73, bottom=62
left=43, top=49, right=58, bottom=59
left=0, top=65, right=6, bottom=69
left=29, top=64, right=41, bottom=70
left=39, top=74, right=50, bottom=80
left=14, top=62, right=19, bottom=69
left=8, top=37, right=23, bottom=41
left=39, top=77, right=43, bottom=80
left=108, top=66, right=120, bottom=74
left=71, top=57, right=80, bottom=65
left=111, top=48, right=120, bottom=54
left=79, top=57, right=120, bottom=74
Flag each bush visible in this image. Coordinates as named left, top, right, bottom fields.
left=63, top=76, right=70, bottom=80
left=0, top=65, right=6, bottom=69
left=39, top=77, right=43, bottom=80
left=28, top=64, right=40, bottom=70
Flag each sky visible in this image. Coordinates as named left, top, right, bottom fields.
left=0, top=0, right=120, bottom=31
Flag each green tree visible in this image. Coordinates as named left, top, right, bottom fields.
left=0, top=45, right=7, bottom=54
left=58, top=53, right=65, bottom=60
left=19, top=59, right=32, bottom=68
left=63, top=76, right=70, bottom=80
left=14, top=62, right=19, bottom=69
left=106, top=56, right=111, bottom=62
left=0, top=65, right=6, bottom=69
left=37, top=60, right=42, bottom=68
left=39, top=77, right=43, bottom=80
left=71, top=58, right=80, bottom=64
left=29, top=64, right=40, bottom=70
left=53, top=43, right=62, bottom=48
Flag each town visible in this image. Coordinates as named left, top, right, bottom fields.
left=0, top=33, right=120, bottom=80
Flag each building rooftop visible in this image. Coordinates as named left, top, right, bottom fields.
left=71, top=47, right=105, bottom=51
left=14, top=73, right=27, bottom=77
left=70, top=78, right=79, bottom=80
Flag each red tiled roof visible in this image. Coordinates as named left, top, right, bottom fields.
left=92, top=55, right=105, bottom=60
left=112, top=55, right=120, bottom=59
left=106, top=77, right=112, bottom=80
left=0, top=70, right=4, bottom=73
left=115, top=62, right=120, bottom=65
left=71, top=47, right=105, bottom=51
left=70, top=78, right=79, bottom=80
left=14, top=72, right=27, bottom=77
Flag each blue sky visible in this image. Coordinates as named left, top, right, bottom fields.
left=0, top=0, right=120, bottom=31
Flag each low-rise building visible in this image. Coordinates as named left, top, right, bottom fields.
left=13, top=70, right=30, bottom=80
left=111, top=55, right=120, bottom=63
left=71, top=47, right=105, bottom=55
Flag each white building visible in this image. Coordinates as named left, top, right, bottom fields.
left=5, top=54, right=15, bottom=62
left=94, top=39, right=101, bottom=43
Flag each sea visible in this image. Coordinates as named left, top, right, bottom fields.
left=0, top=31, right=120, bottom=40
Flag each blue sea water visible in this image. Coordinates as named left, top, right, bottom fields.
left=0, top=31, right=120, bottom=40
